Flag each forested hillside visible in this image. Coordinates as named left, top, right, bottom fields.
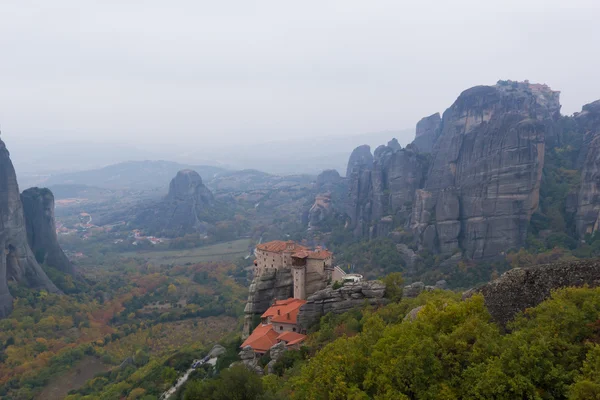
left=180, top=285, right=600, bottom=400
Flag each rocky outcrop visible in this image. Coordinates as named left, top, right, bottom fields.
left=239, top=346, right=264, bottom=375
left=346, top=142, right=428, bottom=237
left=575, top=100, right=600, bottom=237
left=21, top=188, right=75, bottom=275
left=316, top=169, right=342, bottom=189
left=404, top=305, right=424, bottom=321
left=132, top=169, right=219, bottom=237
left=297, top=280, right=387, bottom=329
left=0, top=137, right=60, bottom=318
left=411, top=81, right=560, bottom=260
left=242, top=269, right=294, bottom=337
left=413, top=113, right=441, bottom=153
left=308, top=194, right=333, bottom=229
left=403, top=280, right=448, bottom=298
left=465, top=259, right=600, bottom=326
left=345, top=145, right=373, bottom=178
left=266, top=341, right=286, bottom=374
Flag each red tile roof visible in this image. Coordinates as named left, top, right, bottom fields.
left=277, top=331, right=306, bottom=346
left=256, top=240, right=308, bottom=253
left=242, top=324, right=307, bottom=352
left=241, top=324, right=280, bottom=353
left=261, top=298, right=306, bottom=324
left=307, top=249, right=332, bottom=260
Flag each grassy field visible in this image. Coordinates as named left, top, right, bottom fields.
left=120, top=238, right=252, bottom=264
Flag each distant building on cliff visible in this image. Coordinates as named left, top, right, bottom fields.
left=241, top=298, right=307, bottom=354
left=254, top=240, right=333, bottom=300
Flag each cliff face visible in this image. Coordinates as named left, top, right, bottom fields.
left=0, top=138, right=59, bottom=317
left=133, top=169, right=217, bottom=237
left=343, top=80, right=566, bottom=262
left=345, top=145, right=373, bottom=178
left=411, top=81, right=559, bottom=259
left=575, top=101, right=600, bottom=237
left=242, top=269, right=294, bottom=337
left=413, top=113, right=441, bottom=153
left=346, top=142, right=428, bottom=237
left=21, top=188, right=75, bottom=275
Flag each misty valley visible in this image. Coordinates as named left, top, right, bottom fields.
left=1, top=80, right=600, bottom=400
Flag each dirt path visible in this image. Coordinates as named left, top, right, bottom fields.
left=36, top=356, right=110, bottom=400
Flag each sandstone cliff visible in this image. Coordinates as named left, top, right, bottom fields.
left=21, top=188, right=75, bottom=275
left=297, top=280, right=387, bottom=329
left=0, top=137, right=60, bottom=317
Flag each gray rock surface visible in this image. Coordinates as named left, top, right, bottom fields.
left=208, top=344, right=226, bottom=358
left=0, top=137, right=59, bottom=318
left=413, top=112, right=441, bottom=153
left=297, top=280, right=387, bottom=329
left=21, top=187, right=75, bottom=275
left=404, top=305, right=424, bottom=321
left=243, top=269, right=294, bottom=337
left=308, top=194, right=333, bottom=229
left=411, top=81, right=560, bottom=259
left=403, top=281, right=425, bottom=298
left=465, top=259, right=600, bottom=326
left=132, top=169, right=217, bottom=237
left=316, top=169, right=342, bottom=189
left=575, top=100, right=600, bottom=237
left=239, top=346, right=264, bottom=375
left=345, top=145, right=373, bottom=178
left=396, top=244, right=419, bottom=272
left=266, top=341, right=286, bottom=374
left=346, top=142, right=428, bottom=237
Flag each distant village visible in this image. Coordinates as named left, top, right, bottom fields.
left=55, top=211, right=167, bottom=258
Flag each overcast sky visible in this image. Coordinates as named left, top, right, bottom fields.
left=1, top=0, right=599, bottom=148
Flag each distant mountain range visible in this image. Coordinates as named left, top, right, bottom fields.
left=9, top=129, right=414, bottom=190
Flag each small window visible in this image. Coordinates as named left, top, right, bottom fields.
left=293, top=328, right=297, bottom=332
left=279, top=326, right=283, bottom=331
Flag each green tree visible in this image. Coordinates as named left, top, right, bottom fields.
left=382, top=272, right=404, bottom=301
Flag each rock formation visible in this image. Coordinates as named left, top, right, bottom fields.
left=345, top=81, right=563, bottom=262
left=413, top=112, right=441, bottom=153
left=307, top=169, right=348, bottom=230
left=297, top=280, right=387, bottom=329
left=308, top=194, right=333, bottom=229
left=243, top=269, right=294, bottom=337
left=575, top=100, right=600, bottom=237
left=0, top=136, right=60, bottom=318
left=464, top=259, right=600, bottom=326
left=315, top=169, right=342, bottom=189
left=132, top=169, right=218, bottom=237
left=345, top=145, right=373, bottom=178
left=346, top=141, right=428, bottom=237
left=411, top=81, right=559, bottom=259
left=21, top=188, right=75, bottom=275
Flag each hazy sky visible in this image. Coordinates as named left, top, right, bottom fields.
left=1, top=0, right=600, bottom=148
